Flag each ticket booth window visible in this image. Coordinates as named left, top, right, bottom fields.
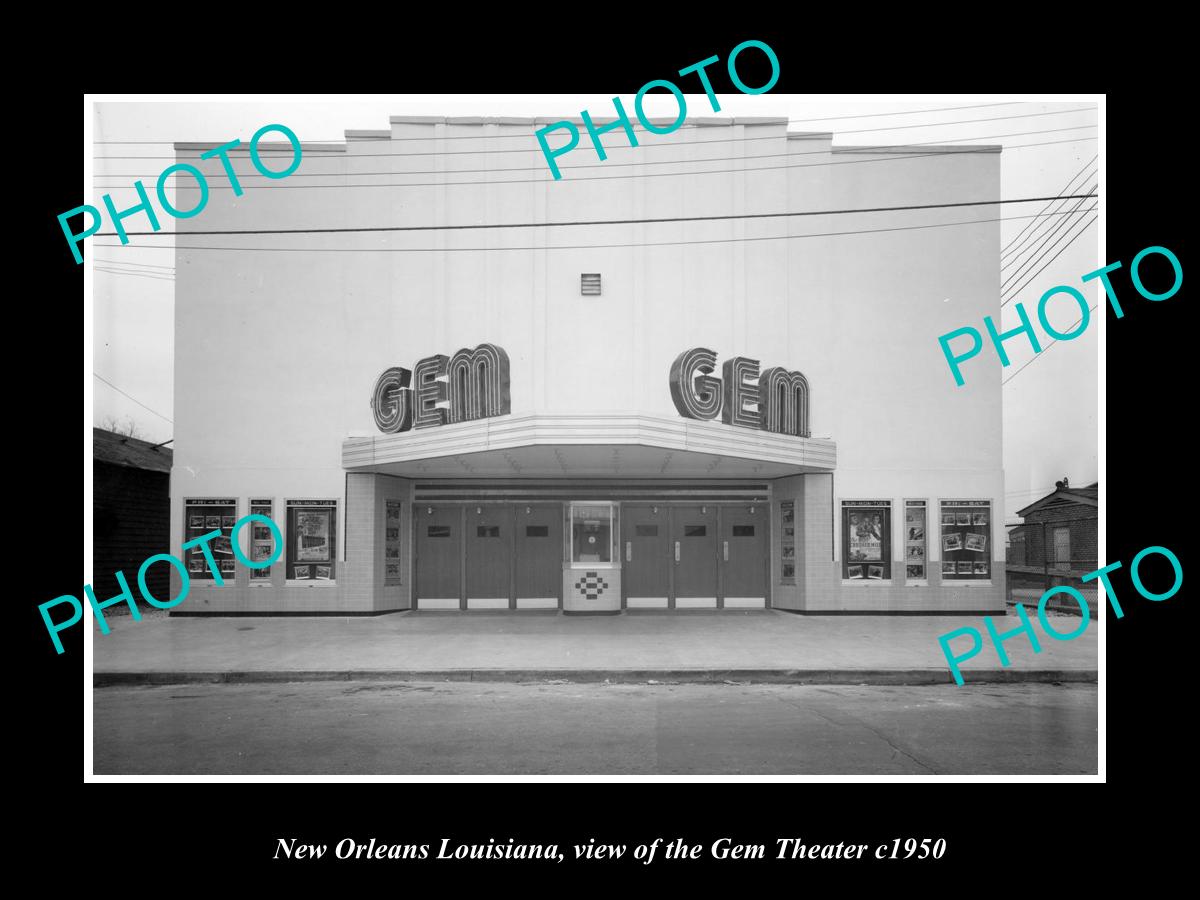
left=569, top=502, right=616, bottom=565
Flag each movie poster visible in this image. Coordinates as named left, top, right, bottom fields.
left=296, top=510, right=331, bottom=562
left=780, top=501, right=796, bottom=582
left=848, top=511, right=883, bottom=561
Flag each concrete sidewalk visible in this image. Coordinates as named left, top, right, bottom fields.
left=92, top=610, right=1098, bottom=686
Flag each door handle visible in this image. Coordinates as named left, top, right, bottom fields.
left=625, top=541, right=632, bottom=562
left=723, top=540, right=729, bottom=562
left=674, top=541, right=680, bottom=563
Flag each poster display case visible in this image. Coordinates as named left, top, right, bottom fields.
left=183, top=498, right=236, bottom=582
left=904, top=499, right=927, bottom=582
left=780, top=501, right=796, bottom=582
left=287, top=499, right=337, bottom=582
left=940, top=500, right=991, bottom=580
left=842, top=500, right=891, bottom=581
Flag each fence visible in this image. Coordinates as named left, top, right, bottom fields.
left=1005, top=514, right=1098, bottom=614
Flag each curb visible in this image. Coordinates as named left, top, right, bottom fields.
left=92, top=668, right=1098, bottom=687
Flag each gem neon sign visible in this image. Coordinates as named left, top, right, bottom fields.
left=371, top=343, right=511, bottom=433
left=669, top=348, right=810, bottom=437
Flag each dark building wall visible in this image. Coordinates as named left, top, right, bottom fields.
left=1006, top=499, right=1097, bottom=602
left=1007, top=533, right=1026, bottom=565
left=1011, top=504, right=1097, bottom=571
left=93, top=461, right=171, bottom=606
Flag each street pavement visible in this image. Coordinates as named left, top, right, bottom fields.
left=93, top=681, right=1097, bottom=775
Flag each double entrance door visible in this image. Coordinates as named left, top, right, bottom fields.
left=621, top=504, right=768, bottom=608
left=415, top=504, right=562, bottom=609
left=415, top=502, right=769, bottom=610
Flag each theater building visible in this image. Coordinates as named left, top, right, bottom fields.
left=168, top=114, right=1005, bottom=614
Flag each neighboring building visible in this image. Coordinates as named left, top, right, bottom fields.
left=93, top=427, right=173, bottom=604
left=1006, top=478, right=1098, bottom=595
left=1007, top=525, right=1027, bottom=566
left=168, top=115, right=1005, bottom=615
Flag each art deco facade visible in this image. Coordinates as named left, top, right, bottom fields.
left=169, top=115, right=1004, bottom=614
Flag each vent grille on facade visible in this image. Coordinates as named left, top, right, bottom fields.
left=581, top=273, right=601, bottom=296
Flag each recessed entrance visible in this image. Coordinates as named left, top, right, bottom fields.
left=413, top=498, right=769, bottom=610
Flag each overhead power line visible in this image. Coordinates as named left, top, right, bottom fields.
left=89, top=103, right=1054, bottom=146
left=93, top=113, right=1098, bottom=168
left=1001, top=186, right=1097, bottom=291
left=781, top=102, right=1023, bottom=123
left=95, top=266, right=176, bottom=282
left=90, top=207, right=1093, bottom=255
left=1001, top=302, right=1098, bottom=385
left=95, top=127, right=1098, bottom=182
left=1001, top=207, right=1098, bottom=307
left=93, top=373, right=174, bottom=423
left=93, top=257, right=175, bottom=270
left=97, top=106, right=1096, bottom=162
left=1001, top=174, right=1097, bottom=279
left=1000, top=218, right=1099, bottom=386
left=1000, top=154, right=1097, bottom=259
left=92, top=193, right=1097, bottom=239
left=95, top=129, right=1009, bottom=159
left=88, top=134, right=1098, bottom=195
left=780, top=105, right=1095, bottom=135
left=91, top=105, right=1089, bottom=154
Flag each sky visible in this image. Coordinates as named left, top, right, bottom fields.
left=88, top=94, right=1100, bottom=526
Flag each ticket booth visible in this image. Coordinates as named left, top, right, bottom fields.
left=563, top=502, right=621, bottom=614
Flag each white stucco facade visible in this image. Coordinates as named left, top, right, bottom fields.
left=169, top=114, right=1004, bottom=614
